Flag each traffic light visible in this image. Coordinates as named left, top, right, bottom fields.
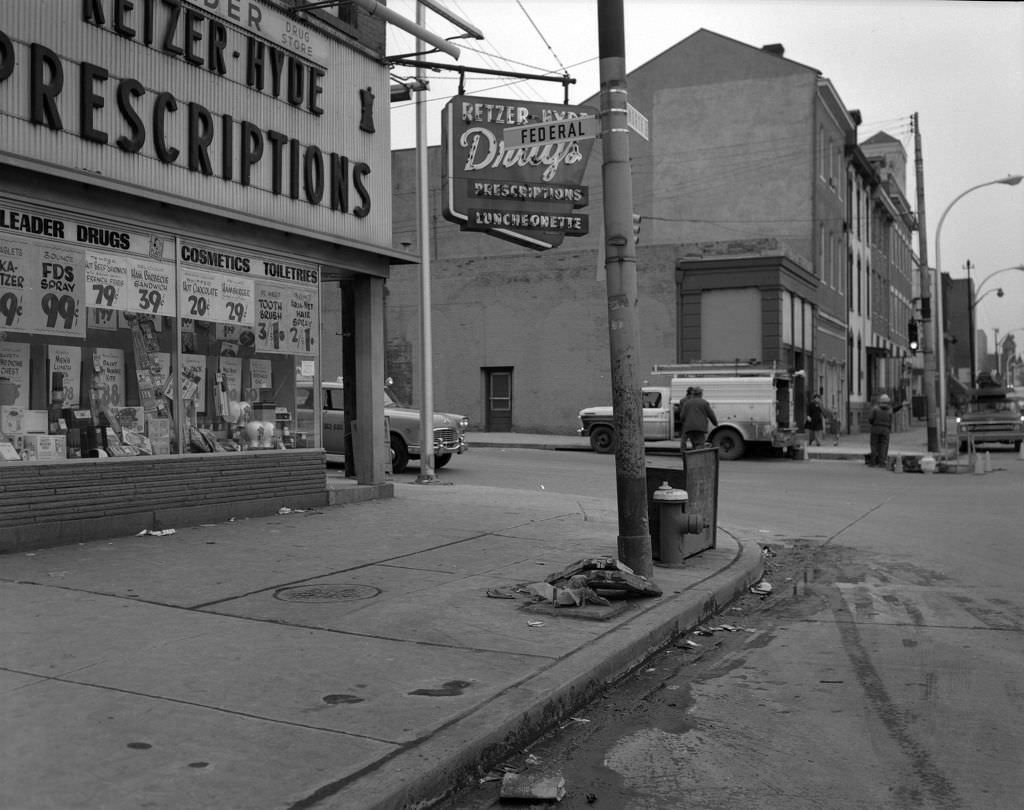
left=908, top=318, right=919, bottom=355
left=632, top=213, right=642, bottom=245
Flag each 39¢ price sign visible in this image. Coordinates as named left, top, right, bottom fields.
left=0, top=237, right=85, bottom=338
left=179, top=268, right=255, bottom=327
left=86, top=253, right=175, bottom=318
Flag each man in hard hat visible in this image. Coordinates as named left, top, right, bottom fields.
left=867, top=392, right=902, bottom=468
left=680, top=385, right=718, bottom=450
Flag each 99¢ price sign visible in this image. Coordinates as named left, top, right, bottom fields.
left=0, top=238, right=85, bottom=338
left=179, top=268, right=255, bottom=326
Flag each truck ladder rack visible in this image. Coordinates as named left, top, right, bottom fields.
left=651, top=363, right=784, bottom=378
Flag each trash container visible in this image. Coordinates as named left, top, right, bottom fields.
left=645, top=446, right=718, bottom=561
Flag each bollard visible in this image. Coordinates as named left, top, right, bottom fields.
left=974, top=452, right=984, bottom=475
left=1019, top=442, right=1024, bottom=461
left=893, top=453, right=902, bottom=473
left=984, top=451, right=992, bottom=473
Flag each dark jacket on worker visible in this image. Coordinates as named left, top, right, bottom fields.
left=680, top=396, right=718, bottom=434
left=868, top=402, right=901, bottom=434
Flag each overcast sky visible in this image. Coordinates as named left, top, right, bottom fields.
left=385, top=0, right=1024, bottom=353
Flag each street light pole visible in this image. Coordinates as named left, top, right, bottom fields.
left=933, top=174, right=1022, bottom=444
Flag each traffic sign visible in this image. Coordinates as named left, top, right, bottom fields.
left=503, top=115, right=601, bottom=148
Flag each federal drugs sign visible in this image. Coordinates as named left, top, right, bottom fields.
left=503, top=115, right=601, bottom=148
left=442, top=96, right=598, bottom=250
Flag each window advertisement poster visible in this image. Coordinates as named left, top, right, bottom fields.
left=47, top=345, right=82, bottom=408
left=285, top=289, right=317, bottom=354
left=89, top=308, right=119, bottom=331
left=217, top=356, right=243, bottom=417
left=0, top=341, right=31, bottom=408
left=250, top=358, right=273, bottom=392
left=181, top=354, right=207, bottom=413
left=1, top=237, right=86, bottom=339
left=179, top=267, right=255, bottom=327
left=85, top=252, right=175, bottom=318
left=255, top=282, right=286, bottom=353
left=92, top=347, right=126, bottom=410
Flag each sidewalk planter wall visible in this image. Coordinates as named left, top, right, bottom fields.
left=0, top=451, right=328, bottom=553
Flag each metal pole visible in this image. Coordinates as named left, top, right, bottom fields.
left=597, top=0, right=651, bottom=577
left=966, top=260, right=976, bottom=387
left=912, top=113, right=939, bottom=453
left=415, top=2, right=436, bottom=482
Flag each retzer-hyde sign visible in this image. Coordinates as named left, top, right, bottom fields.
left=442, top=95, right=597, bottom=250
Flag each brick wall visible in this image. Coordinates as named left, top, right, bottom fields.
left=0, top=451, right=328, bottom=553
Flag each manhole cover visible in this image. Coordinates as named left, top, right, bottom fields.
left=273, top=583, right=381, bottom=603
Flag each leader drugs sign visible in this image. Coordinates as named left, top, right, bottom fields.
left=442, top=95, right=597, bottom=250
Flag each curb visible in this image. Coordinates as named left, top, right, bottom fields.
left=324, top=539, right=765, bottom=810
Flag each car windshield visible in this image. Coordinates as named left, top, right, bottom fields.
left=964, top=398, right=1020, bottom=415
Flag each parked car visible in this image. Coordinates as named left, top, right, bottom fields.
left=322, top=380, right=468, bottom=473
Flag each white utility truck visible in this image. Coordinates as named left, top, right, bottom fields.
left=577, top=363, right=804, bottom=460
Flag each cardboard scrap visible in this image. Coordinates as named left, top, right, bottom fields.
left=499, top=772, right=566, bottom=802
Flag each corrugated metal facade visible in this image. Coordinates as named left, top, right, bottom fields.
left=0, top=0, right=391, bottom=249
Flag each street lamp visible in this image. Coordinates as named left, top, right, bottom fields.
left=975, top=264, right=1024, bottom=297
left=933, top=174, right=1023, bottom=443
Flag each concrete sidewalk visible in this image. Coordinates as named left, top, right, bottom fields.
left=1, top=482, right=763, bottom=810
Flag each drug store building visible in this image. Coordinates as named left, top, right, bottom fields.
left=0, top=0, right=397, bottom=551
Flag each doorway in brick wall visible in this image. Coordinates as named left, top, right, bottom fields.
left=484, top=368, right=513, bottom=431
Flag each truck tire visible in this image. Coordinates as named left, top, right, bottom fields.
left=390, top=434, right=410, bottom=473
left=711, top=428, right=745, bottom=460
left=589, top=425, right=616, bottom=454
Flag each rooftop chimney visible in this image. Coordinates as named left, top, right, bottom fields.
left=762, top=43, right=785, bottom=57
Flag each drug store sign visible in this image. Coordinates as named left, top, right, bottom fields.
left=442, top=96, right=597, bottom=250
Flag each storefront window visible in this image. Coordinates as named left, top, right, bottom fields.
left=0, top=201, right=321, bottom=462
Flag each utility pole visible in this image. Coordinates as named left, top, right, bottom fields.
left=913, top=113, right=939, bottom=453
left=597, top=0, right=652, bottom=577
left=414, top=1, right=436, bottom=483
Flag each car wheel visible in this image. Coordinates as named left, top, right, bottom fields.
left=390, top=434, right=410, bottom=473
left=1015, top=440, right=1022, bottom=452
left=711, top=428, right=745, bottom=460
left=435, top=453, right=452, bottom=469
left=589, top=425, right=616, bottom=454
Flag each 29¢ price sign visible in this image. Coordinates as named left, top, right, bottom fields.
left=179, top=268, right=255, bottom=327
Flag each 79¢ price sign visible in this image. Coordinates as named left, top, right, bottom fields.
left=179, top=268, right=255, bottom=327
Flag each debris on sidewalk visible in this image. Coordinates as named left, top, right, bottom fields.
left=136, top=528, right=176, bottom=537
left=750, top=580, right=773, bottom=597
left=499, top=771, right=566, bottom=802
left=545, top=556, right=662, bottom=599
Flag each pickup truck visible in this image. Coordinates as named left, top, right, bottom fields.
left=322, top=381, right=468, bottom=473
left=956, top=385, right=1023, bottom=452
left=577, top=366, right=802, bottom=460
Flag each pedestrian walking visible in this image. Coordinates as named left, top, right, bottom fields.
left=680, top=385, right=718, bottom=449
left=868, top=393, right=902, bottom=468
left=806, top=394, right=825, bottom=446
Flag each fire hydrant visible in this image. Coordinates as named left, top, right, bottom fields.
left=652, top=481, right=705, bottom=567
